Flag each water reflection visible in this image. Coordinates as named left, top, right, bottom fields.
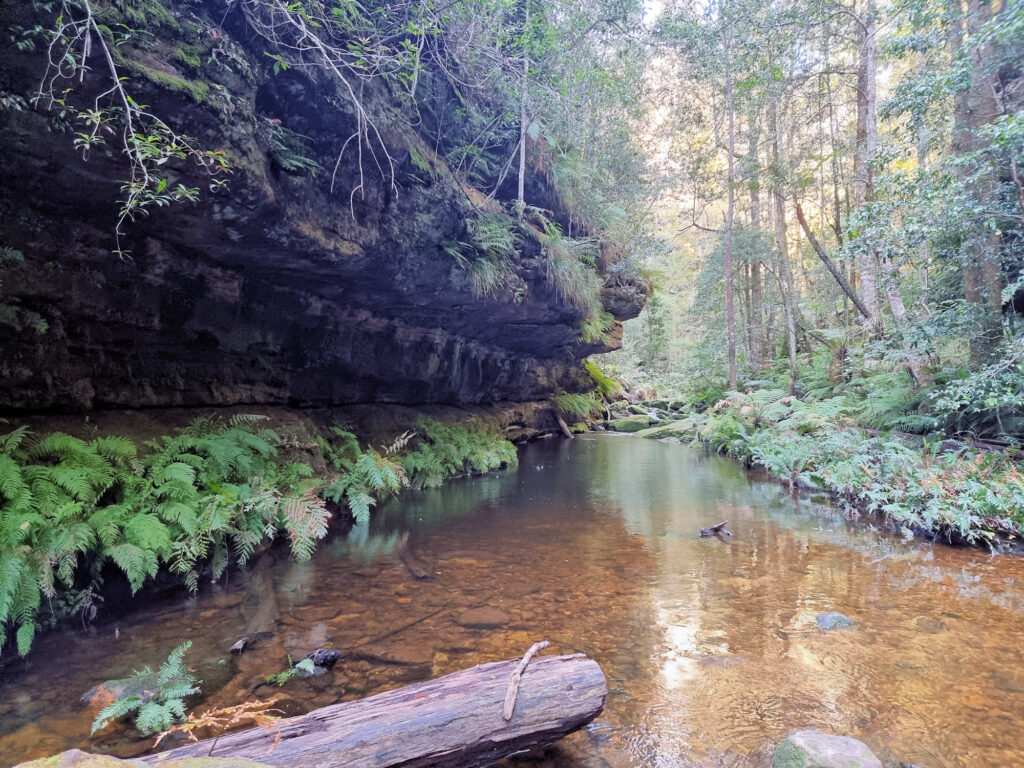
left=1, top=434, right=1023, bottom=768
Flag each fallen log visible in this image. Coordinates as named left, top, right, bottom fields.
left=145, top=652, right=606, bottom=768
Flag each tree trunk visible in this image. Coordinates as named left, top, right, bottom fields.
left=146, top=654, right=606, bottom=768
left=793, top=200, right=872, bottom=320
left=517, top=3, right=530, bottom=216
left=723, top=25, right=737, bottom=390
left=951, top=0, right=1003, bottom=362
left=748, top=107, right=764, bottom=372
left=771, top=100, right=799, bottom=393
left=853, top=0, right=883, bottom=336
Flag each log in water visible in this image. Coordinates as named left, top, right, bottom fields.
left=145, top=653, right=606, bottom=768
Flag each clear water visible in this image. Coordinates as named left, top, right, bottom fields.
left=2, top=434, right=1023, bottom=767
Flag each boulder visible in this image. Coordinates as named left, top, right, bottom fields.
left=634, top=420, right=698, bottom=441
left=608, top=415, right=651, bottom=433
left=772, top=731, right=882, bottom=768
left=816, top=612, right=854, bottom=630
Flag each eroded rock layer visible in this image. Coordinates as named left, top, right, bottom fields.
left=0, top=2, right=647, bottom=411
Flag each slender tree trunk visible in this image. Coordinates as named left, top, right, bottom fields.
left=748, top=108, right=764, bottom=372
left=723, top=25, right=737, bottom=391
left=771, top=101, right=799, bottom=394
left=853, top=0, right=883, bottom=336
left=794, top=200, right=872, bottom=319
left=517, top=3, right=529, bottom=216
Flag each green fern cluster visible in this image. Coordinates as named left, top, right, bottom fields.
left=693, top=387, right=1024, bottom=540
left=552, top=391, right=601, bottom=420
left=584, top=359, right=622, bottom=400
left=446, top=212, right=521, bottom=298
left=0, top=418, right=329, bottom=657
left=402, top=419, right=518, bottom=489
left=92, top=641, right=200, bottom=736
left=320, top=428, right=406, bottom=525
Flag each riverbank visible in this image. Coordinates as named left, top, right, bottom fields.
left=4, top=434, right=1024, bottom=768
left=0, top=403, right=554, bottom=660
left=604, top=393, right=1024, bottom=551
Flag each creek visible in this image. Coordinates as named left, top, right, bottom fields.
left=1, top=434, right=1023, bottom=767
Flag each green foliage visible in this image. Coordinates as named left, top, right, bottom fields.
left=402, top=419, right=518, bottom=489
left=0, top=418, right=330, bottom=656
left=264, top=655, right=316, bottom=686
left=584, top=359, right=622, bottom=400
left=92, top=641, right=199, bottom=736
left=321, top=429, right=406, bottom=525
left=552, top=391, right=600, bottom=420
left=266, top=120, right=321, bottom=176
left=446, top=213, right=521, bottom=298
left=693, top=387, right=1024, bottom=541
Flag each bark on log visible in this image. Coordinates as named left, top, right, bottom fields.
left=145, top=653, right=606, bottom=768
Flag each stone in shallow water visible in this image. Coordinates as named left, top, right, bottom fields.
left=772, top=730, right=882, bottom=768
left=457, top=606, right=510, bottom=629
left=816, top=611, right=854, bottom=630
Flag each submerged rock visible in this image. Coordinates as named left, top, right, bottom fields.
left=772, top=730, right=882, bottom=768
left=608, top=415, right=651, bottom=433
left=457, top=607, right=509, bottom=629
left=79, top=673, right=160, bottom=711
left=816, top=611, right=854, bottom=630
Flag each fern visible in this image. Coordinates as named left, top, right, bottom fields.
left=402, top=419, right=518, bottom=490
left=553, top=391, right=600, bottom=419
left=92, top=641, right=200, bottom=735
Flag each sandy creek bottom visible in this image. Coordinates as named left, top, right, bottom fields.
left=2, top=434, right=1023, bottom=768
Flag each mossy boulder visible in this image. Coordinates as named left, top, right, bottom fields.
left=772, top=730, right=881, bottom=768
left=627, top=404, right=650, bottom=415
left=14, top=751, right=273, bottom=768
left=609, top=415, right=651, bottom=432
left=634, top=419, right=699, bottom=440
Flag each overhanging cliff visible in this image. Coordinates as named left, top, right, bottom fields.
left=0, top=0, right=648, bottom=411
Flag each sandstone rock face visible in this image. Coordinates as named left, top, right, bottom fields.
left=772, top=730, right=882, bottom=768
left=0, top=2, right=646, bottom=412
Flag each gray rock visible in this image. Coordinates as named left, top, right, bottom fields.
left=816, top=611, right=854, bottom=630
left=772, top=730, right=882, bottom=768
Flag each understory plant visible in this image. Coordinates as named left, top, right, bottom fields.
left=696, top=390, right=1024, bottom=542
left=320, top=428, right=408, bottom=525
left=0, top=416, right=329, bottom=656
left=92, top=641, right=200, bottom=736
left=402, top=419, right=518, bottom=489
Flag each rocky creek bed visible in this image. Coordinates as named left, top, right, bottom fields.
left=2, top=435, right=1024, bottom=767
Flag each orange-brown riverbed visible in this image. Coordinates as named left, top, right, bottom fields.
left=2, top=434, right=1023, bottom=767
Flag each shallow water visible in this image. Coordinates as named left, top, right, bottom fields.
left=2, top=434, right=1023, bottom=767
